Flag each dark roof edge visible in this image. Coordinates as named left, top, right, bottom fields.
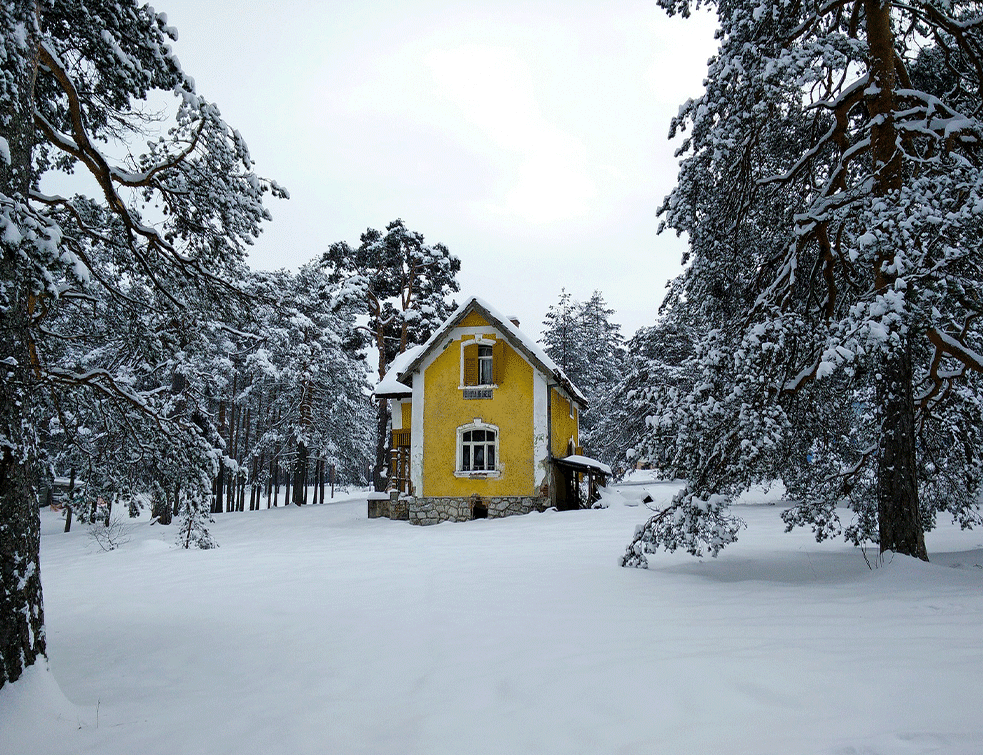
left=398, top=298, right=588, bottom=409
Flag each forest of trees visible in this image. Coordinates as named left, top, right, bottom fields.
left=0, top=1, right=456, bottom=688
left=5, top=0, right=983, bottom=695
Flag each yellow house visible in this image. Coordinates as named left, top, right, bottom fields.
left=371, top=296, right=609, bottom=524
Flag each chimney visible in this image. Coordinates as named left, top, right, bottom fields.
left=508, top=316, right=520, bottom=328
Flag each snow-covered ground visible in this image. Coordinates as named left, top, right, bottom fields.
left=4, top=483, right=982, bottom=755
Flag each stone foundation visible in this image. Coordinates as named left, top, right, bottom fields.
left=369, top=493, right=548, bottom=525
left=367, top=493, right=409, bottom=520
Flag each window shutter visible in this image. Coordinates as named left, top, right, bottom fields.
left=463, top=344, right=478, bottom=386
left=492, top=339, right=505, bottom=384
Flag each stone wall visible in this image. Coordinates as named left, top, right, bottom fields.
left=366, top=493, right=409, bottom=521
left=408, top=495, right=547, bottom=525
left=369, top=493, right=548, bottom=525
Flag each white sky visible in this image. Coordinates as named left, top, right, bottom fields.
left=155, top=0, right=718, bottom=338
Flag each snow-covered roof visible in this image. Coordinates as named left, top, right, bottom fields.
left=374, top=344, right=424, bottom=398
left=555, top=454, right=612, bottom=477
left=374, top=296, right=587, bottom=407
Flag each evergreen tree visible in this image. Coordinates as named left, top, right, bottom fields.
left=624, top=0, right=983, bottom=566
left=540, top=289, right=624, bottom=449
left=540, top=289, right=587, bottom=382
left=589, top=303, right=696, bottom=476
left=242, top=265, right=373, bottom=505
left=1, top=0, right=282, bottom=686
left=321, top=219, right=460, bottom=491
left=577, top=290, right=625, bottom=443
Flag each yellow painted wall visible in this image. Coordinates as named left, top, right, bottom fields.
left=459, top=311, right=490, bottom=328
left=551, top=389, right=579, bottom=457
left=401, top=402, right=412, bottom=430
left=422, top=322, right=537, bottom=497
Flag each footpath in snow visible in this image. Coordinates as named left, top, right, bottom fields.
left=3, top=480, right=982, bottom=755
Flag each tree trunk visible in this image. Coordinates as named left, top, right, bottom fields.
left=214, top=461, right=225, bottom=515
left=292, top=441, right=307, bottom=505
left=226, top=376, right=237, bottom=512
left=875, top=347, right=927, bottom=558
left=250, top=454, right=259, bottom=511
left=239, top=407, right=250, bottom=513
left=272, top=460, right=279, bottom=507
left=0, top=0, right=46, bottom=687
left=864, top=0, right=927, bottom=560
left=373, top=398, right=390, bottom=492
left=63, top=467, right=76, bottom=533
left=213, top=400, right=226, bottom=514
left=152, top=489, right=170, bottom=524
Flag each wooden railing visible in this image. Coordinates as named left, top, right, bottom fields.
left=388, top=428, right=411, bottom=495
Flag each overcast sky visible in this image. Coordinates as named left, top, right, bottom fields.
left=154, top=0, right=717, bottom=338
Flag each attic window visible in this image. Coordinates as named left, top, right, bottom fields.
left=462, top=338, right=504, bottom=387
left=478, top=345, right=493, bottom=385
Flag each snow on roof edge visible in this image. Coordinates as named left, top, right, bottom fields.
left=386, top=295, right=587, bottom=405
left=372, top=296, right=588, bottom=406
left=557, top=454, right=613, bottom=476
left=373, top=344, right=424, bottom=397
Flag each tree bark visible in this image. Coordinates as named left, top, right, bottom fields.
left=0, top=0, right=46, bottom=687
left=373, top=398, right=390, bottom=492
left=213, top=399, right=226, bottom=514
left=292, top=440, right=307, bottom=505
left=63, top=467, right=76, bottom=533
left=272, top=459, right=279, bottom=507
left=875, top=347, right=927, bottom=558
left=864, top=0, right=928, bottom=560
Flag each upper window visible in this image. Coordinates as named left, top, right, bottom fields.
left=478, top=345, right=493, bottom=385
left=462, top=338, right=504, bottom=387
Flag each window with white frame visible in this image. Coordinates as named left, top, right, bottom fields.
left=457, top=421, right=499, bottom=474
left=477, top=345, right=493, bottom=385
left=461, top=337, right=503, bottom=389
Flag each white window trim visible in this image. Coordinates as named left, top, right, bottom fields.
left=459, top=335, right=499, bottom=389
left=454, top=419, right=501, bottom=478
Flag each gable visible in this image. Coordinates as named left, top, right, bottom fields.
left=379, top=296, right=587, bottom=409
left=459, top=311, right=490, bottom=328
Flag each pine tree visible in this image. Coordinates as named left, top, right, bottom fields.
left=624, top=0, right=983, bottom=567
left=321, top=219, right=460, bottom=490
left=243, top=265, right=374, bottom=504
left=540, top=289, right=589, bottom=383
left=590, top=303, right=696, bottom=477
left=540, top=289, right=624, bottom=449
left=577, top=290, right=625, bottom=443
left=176, top=491, right=217, bottom=550
left=1, top=0, right=282, bottom=686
